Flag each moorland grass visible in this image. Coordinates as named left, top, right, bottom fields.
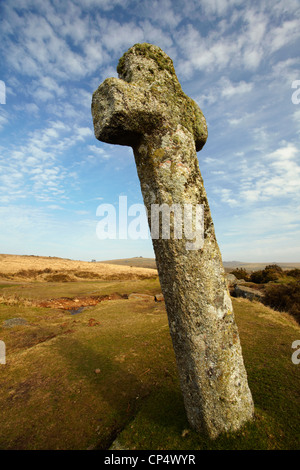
left=114, top=298, right=300, bottom=450
left=0, top=278, right=161, bottom=301
left=0, top=279, right=299, bottom=450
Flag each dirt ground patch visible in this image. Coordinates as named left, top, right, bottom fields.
left=37, top=293, right=128, bottom=310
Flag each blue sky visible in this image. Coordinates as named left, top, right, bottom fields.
left=0, top=0, right=299, bottom=262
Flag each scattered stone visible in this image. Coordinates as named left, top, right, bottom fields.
left=88, top=318, right=101, bottom=327
left=234, top=285, right=264, bottom=301
left=226, top=273, right=239, bottom=295
left=109, top=438, right=127, bottom=450
left=128, top=293, right=154, bottom=301
left=181, top=429, right=190, bottom=438
left=226, top=273, right=238, bottom=286
left=154, top=293, right=164, bottom=302
left=3, top=318, right=28, bottom=328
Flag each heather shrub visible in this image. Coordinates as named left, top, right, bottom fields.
left=286, top=268, right=300, bottom=279
left=250, top=264, right=284, bottom=284
left=230, top=268, right=249, bottom=280
left=264, top=281, right=300, bottom=324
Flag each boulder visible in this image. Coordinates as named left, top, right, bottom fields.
left=154, top=293, right=164, bottom=302
left=234, top=285, right=264, bottom=301
left=226, top=273, right=238, bottom=286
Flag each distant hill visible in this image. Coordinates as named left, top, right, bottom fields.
left=100, top=257, right=300, bottom=272
left=99, top=257, right=157, bottom=270
left=1, top=254, right=299, bottom=277
left=223, top=261, right=300, bottom=272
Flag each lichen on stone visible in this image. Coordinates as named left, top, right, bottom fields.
left=91, top=42, right=254, bottom=440
left=117, top=43, right=176, bottom=78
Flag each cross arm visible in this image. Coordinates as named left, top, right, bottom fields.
left=185, top=98, right=208, bottom=152
left=91, top=77, right=162, bottom=147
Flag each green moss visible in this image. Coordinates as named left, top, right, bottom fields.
left=152, top=148, right=165, bottom=160
left=150, top=85, right=161, bottom=98
left=116, top=55, right=126, bottom=76
left=116, top=43, right=207, bottom=152
left=133, top=43, right=176, bottom=75
left=118, top=43, right=176, bottom=78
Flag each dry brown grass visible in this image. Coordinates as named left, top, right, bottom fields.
left=0, top=254, right=158, bottom=282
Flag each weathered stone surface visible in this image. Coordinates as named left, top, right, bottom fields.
left=226, top=273, right=241, bottom=295
left=226, top=273, right=238, bottom=287
left=154, top=293, right=164, bottom=302
left=92, top=43, right=254, bottom=439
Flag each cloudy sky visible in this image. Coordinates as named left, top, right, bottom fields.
left=0, top=0, right=299, bottom=262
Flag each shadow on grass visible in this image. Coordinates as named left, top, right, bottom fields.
left=55, top=336, right=154, bottom=449
left=115, top=386, right=279, bottom=450
left=53, top=298, right=300, bottom=450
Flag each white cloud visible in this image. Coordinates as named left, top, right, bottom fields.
left=73, top=0, right=128, bottom=10
left=200, top=0, right=244, bottom=17
left=2, top=3, right=109, bottom=81
left=267, top=143, right=298, bottom=162
left=176, top=24, right=247, bottom=77
left=76, top=127, right=93, bottom=140
left=221, top=79, right=253, bottom=98
left=75, top=210, right=90, bottom=215
left=136, top=0, right=181, bottom=28
left=293, top=110, right=300, bottom=132
left=87, top=144, right=111, bottom=159
left=48, top=204, right=63, bottom=210
left=204, top=157, right=222, bottom=165
left=216, top=188, right=238, bottom=206
left=268, top=19, right=300, bottom=53
left=140, top=20, right=173, bottom=51
left=101, top=19, right=144, bottom=52
left=176, top=2, right=299, bottom=79
left=0, top=119, right=95, bottom=203
left=33, top=76, right=65, bottom=103
left=239, top=144, right=300, bottom=202
left=0, top=113, right=9, bottom=130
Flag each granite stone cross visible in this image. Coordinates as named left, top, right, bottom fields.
left=91, top=43, right=254, bottom=439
